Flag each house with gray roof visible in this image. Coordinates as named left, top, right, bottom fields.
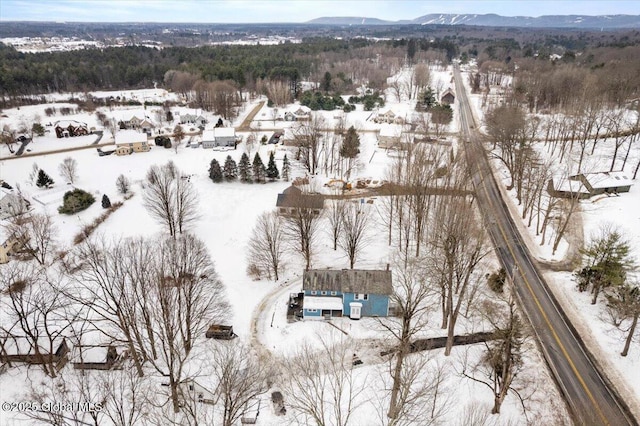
left=276, top=186, right=324, bottom=215
left=302, top=269, right=393, bottom=319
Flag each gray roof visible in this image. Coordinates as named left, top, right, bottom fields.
left=276, top=186, right=324, bottom=210
left=303, top=269, right=393, bottom=295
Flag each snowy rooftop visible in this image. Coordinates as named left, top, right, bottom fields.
left=174, top=107, right=203, bottom=117
left=379, top=124, right=402, bottom=137
left=202, top=129, right=215, bottom=141
left=115, top=130, right=148, bottom=145
left=71, top=346, right=115, bottom=363
left=54, top=119, right=87, bottom=128
left=213, top=127, right=235, bottom=137
left=304, top=296, right=343, bottom=311
left=582, top=171, right=634, bottom=189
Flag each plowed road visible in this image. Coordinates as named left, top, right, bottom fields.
left=453, top=65, right=637, bottom=426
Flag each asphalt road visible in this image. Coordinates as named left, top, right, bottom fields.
left=453, top=65, right=637, bottom=426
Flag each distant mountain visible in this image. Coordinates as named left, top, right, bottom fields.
left=307, top=14, right=640, bottom=29
left=307, top=16, right=392, bottom=25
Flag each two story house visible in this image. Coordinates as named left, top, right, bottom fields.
left=302, top=269, right=393, bottom=320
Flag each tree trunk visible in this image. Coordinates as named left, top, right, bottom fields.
left=621, top=313, right=638, bottom=357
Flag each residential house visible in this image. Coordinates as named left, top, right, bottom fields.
left=72, top=345, right=120, bottom=370
left=0, top=336, right=69, bottom=370
left=0, top=188, right=29, bottom=220
left=547, top=178, right=591, bottom=200
left=577, top=171, right=634, bottom=196
left=276, top=186, right=324, bottom=215
left=175, top=108, right=207, bottom=127
left=302, top=269, right=393, bottom=319
left=114, top=110, right=156, bottom=135
left=283, top=106, right=311, bottom=122
left=377, top=124, right=403, bottom=150
left=202, top=127, right=236, bottom=148
left=114, top=130, right=150, bottom=155
left=440, top=88, right=455, bottom=105
left=54, top=120, right=89, bottom=138
left=0, top=232, right=27, bottom=264
left=374, top=108, right=403, bottom=124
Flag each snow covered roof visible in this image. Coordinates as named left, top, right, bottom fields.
left=54, top=119, right=87, bottom=128
left=581, top=171, right=634, bottom=190
left=303, top=269, right=393, bottom=295
left=111, top=109, right=154, bottom=123
left=174, top=107, right=203, bottom=117
left=1, top=336, right=67, bottom=356
left=213, top=127, right=235, bottom=138
left=115, top=130, right=148, bottom=145
left=379, top=124, right=402, bottom=137
left=71, top=345, right=116, bottom=363
left=202, top=129, right=215, bottom=141
left=304, top=296, right=343, bottom=311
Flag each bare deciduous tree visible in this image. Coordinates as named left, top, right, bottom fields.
left=281, top=335, right=367, bottom=426
left=143, top=161, right=198, bottom=237
left=283, top=203, right=321, bottom=270
left=5, top=212, right=57, bottom=266
left=606, top=281, right=640, bottom=357
left=326, top=198, right=346, bottom=251
left=338, top=202, right=371, bottom=269
left=461, top=293, right=527, bottom=414
left=247, top=211, right=285, bottom=280
left=116, top=174, right=131, bottom=194
left=211, top=342, right=272, bottom=426
left=292, top=114, right=326, bottom=175
left=58, top=156, right=78, bottom=184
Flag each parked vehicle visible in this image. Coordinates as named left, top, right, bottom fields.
left=205, top=324, right=236, bottom=340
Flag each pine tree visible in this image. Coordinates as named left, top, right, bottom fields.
left=209, top=159, right=223, bottom=183
left=266, top=151, right=280, bottom=181
left=36, top=169, right=54, bottom=188
left=282, top=154, right=290, bottom=182
left=223, top=155, right=238, bottom=181
left=102, top=194, right=112, bottom=209
left=340, top=126, right=360, bottom=159
left=238, top=152, right=252, bottom=183
left=252, top=153, right=266, bottom=184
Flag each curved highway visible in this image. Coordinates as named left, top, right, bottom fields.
left=453, top=65, right=637, bottom=426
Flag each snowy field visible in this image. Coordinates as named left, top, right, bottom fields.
left=0, top=65, right=595, bottom=425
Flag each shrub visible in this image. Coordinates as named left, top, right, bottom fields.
left=58, top=189, right=95, bottom=214
left=487, top=268, right=506, bottom=293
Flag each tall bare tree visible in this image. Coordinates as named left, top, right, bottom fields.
left=338, top=202, right=371, bottom=269
left=283, top=204, right=321, bottom=270
left=210, top=342, right=272, bottom=426
left=606, top=281, right=640, bottom=357
left=247, top=211, right=285, bottom=280
left=4, top=212, right=57, bottom=266
left=428, top=194, right=488, bottom=356
left=58, top=156, right=78, bottom=184
left=461, top=294, right=527, bottom=415
left=280, top=335, right=367, bottom=426
left=143, top=161, right=198, bottom=237
left=292, top=114, right=326, bottom=175
left=326, top=198, right=346, bottom=251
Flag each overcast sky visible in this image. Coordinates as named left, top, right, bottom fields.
left=1, top=0, right=639, bottom=23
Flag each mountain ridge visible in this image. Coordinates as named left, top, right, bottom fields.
left=307, top=13, right=640, bottom=29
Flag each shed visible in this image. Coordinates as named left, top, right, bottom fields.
left=441, top=88, right=455, bottom=105
left=72, top=345, right=120, bottom=370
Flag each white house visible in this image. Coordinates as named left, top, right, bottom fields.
left=374, top=108, right=403, bottom=124
left=283, top=105, right=311, bottom=122
left=112, top=109, right=156, bottom=134
left=175, top=108, right=206, bottom=127
left=202, top=127, right=236, bottom=148
left=0, top=189, right=29, bottom=220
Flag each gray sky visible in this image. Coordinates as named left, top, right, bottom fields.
left=1, top=0, right=639, bottom=23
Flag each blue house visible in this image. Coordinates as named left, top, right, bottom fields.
left=302, top=269, right=393, bottom=320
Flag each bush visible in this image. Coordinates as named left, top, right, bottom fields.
left=487, top=268, right=506, bottom=293
left=58, top=189, right=95, bottom=214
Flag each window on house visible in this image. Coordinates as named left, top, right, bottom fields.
left=321, top=291, right=327, bottom=295
left=330, top=291, right=337, bottom=296
left=355, top=293, right=368, bottom=300
left=310, top=291, right=317, bottom=295
left=307, top=309, right=317, bottom=313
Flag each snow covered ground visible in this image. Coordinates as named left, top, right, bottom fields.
left=0, top=67, right=577, bottom=425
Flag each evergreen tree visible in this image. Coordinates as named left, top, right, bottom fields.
left=252, top=153, right=266, bottom=184
left=102, top=194, right=112, bottom=209
left=209, top=159, right=223, bottom=183
left=282, top=154, right=291, bottom=182
left=340, top=126, right=360, bottom=159
left=223, top=155, right=238, bottom=181
left=266, top=151, right=280, bottom=181
left=238, top=152, right=252, bottom=183
left=36, top=169, right=54, bottom=188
